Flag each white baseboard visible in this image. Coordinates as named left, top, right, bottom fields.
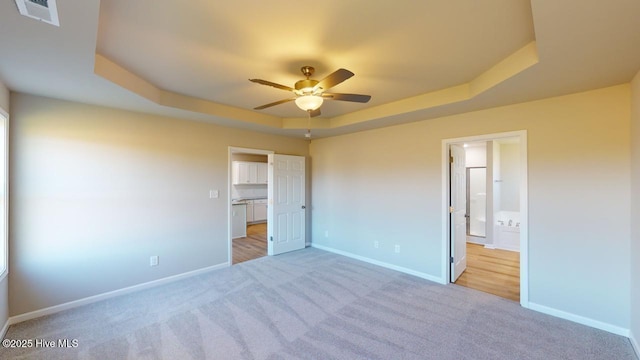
left=630, top=329, right=639, bottom=359
left=466, top=240, right=486, bottom=246
left=311, top=243, right=446, bottom=284
left=528, top=302, right=630, bottom=337
left=8, top=262, right=229, bottom=327
left=483, top=243, right=520, bottom=252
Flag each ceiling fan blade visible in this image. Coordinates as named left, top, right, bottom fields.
left=254, top=98, right=295, bottom=110
left=313, top=69, right=354, bottom=91
left=322, top=92, right=371, bottom=103
left=309, top=108, right=321, bottom=117
left=249, top=79, right=295, bottom=92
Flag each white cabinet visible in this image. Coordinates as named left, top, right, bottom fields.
left=232, top=161, right=268, bottom=185
left=256, top=163, right=268, bottom=184
left=246, top=201, right=254, bottom=222
left=231, top=204, right=247, bottom=238
left=253, top=199, right=267, bottom=222
left=245, top=199, right=267, bottom=223
left=234, top=162, right=252, bottom=185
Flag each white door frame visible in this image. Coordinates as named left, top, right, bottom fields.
left=441, top=130, right=529, bottom=307
left=228, top=147, right=274, bottom=265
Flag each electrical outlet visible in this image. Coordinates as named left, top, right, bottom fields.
left=209, top=190, right=219, bottom=199
left=150, top=255, right=159, bottom=266
left=394, top=245, right=400, bottom=253
left=374, top=241, right=379, bottom=249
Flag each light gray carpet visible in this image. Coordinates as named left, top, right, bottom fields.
left=1, top=248, right=636, bottom=359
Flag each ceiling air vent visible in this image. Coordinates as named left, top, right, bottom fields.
left=15, top=0, right=59, bottom=27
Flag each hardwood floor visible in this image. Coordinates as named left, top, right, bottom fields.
left=455, top=242, right=520, bottom=302
left=232, top=223, right=267, bottom=264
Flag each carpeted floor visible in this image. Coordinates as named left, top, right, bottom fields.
left=1, top=248, right=636, bottom=359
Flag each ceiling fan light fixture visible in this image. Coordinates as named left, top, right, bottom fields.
left=295, top=95, right=324, bottom=111
left=250, top=66, right=370, bottom=113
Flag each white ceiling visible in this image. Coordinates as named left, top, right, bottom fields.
left=1, top=0, right=639, bottom=138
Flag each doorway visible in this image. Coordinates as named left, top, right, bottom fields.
left=228, top=147, right=273, bottom=265
left=228, top=148, right=307, bottom=264
left=442, top=131, right=529, bottom=306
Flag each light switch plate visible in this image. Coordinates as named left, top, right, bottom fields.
left=209, top=190, right=219, bottom=199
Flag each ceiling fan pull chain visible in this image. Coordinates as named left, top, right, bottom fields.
left=305, top=110, right=312, bottom=139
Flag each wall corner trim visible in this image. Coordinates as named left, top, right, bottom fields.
left=528, top=302, right=630, bottom=338
left=6, top=262, right=230, bottom=328
left=0, top=318, right=9, bottom=340
left=630, top=329, right=639, bottom=359
left=311, top=243, right=446, bottom=284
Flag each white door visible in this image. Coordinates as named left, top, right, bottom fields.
left=268, top=154, right=306, bottom=255
left=450, top=145, right=467, bottom=281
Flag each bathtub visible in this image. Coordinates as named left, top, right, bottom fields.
left=490, top=211, right=520, bottom=252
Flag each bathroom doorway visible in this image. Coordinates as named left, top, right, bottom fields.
left=443, top=131, right=528, bottom=305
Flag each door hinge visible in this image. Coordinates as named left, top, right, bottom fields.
left=450, top=156, right=454, bottom=163
left=449, top=206, right=454, bottom=213
left=450, top=256, right=454, bottom=264
left=270, top=236, right=273, bottom=242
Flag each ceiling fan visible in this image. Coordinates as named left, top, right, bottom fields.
left=249, top=66, right=371, bottom=117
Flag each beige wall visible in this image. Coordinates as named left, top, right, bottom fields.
left=499, top=142, right=520, bottom=212
left=310, top=85, right=631, bottom=330
left=9, top=93, right=309, bottom=316
left=630, top=70, right=640, bottom=353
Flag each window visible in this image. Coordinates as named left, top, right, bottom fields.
left=0, top=111, right=6, bottom=279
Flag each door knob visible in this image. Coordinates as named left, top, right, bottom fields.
left=301, top=205, right=306, bottom=209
